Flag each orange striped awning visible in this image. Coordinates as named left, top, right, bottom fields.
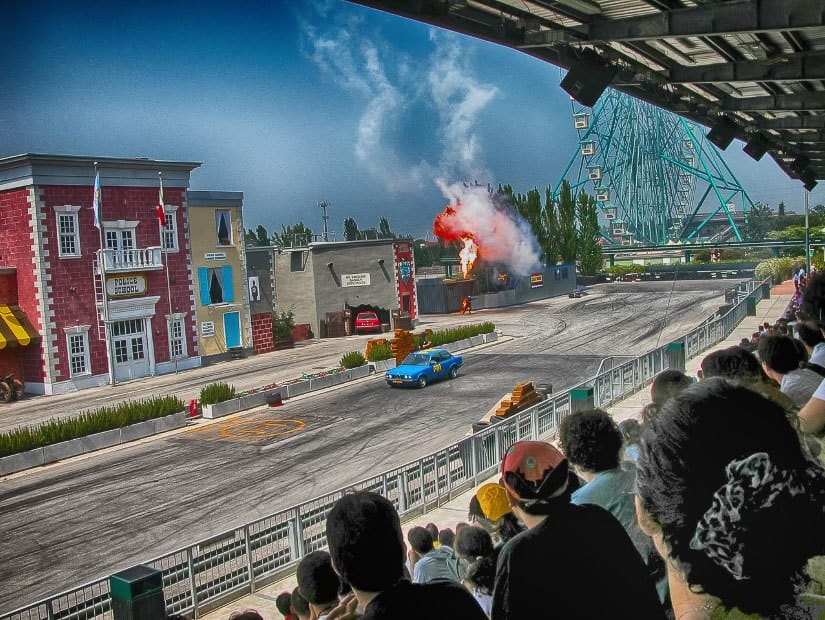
left=0, top=305, right=39, bottom=350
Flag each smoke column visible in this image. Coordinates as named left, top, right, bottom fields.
left=434, top=179, right=541, bottom=275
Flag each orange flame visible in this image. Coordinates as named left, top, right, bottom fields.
left=459, top=237, right=478, bottom=278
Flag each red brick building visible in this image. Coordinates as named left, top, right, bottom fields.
left=0, top=154, right=203, bottom=395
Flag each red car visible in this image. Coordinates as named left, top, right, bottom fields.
left=354, top=311, right=382, bottom=334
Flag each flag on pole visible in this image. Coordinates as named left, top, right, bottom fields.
left=92, top=171, right=102, bottom=229
left=157, top=175, right=167, bottom=227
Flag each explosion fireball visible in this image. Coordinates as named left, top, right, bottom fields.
left=433, top=180, right=541, bottom=279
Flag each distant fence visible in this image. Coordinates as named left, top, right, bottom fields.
left=1, top=277, right=771, bottom=620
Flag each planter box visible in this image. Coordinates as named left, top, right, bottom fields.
left=369, top=359, right=396, bottom=373
left=202, top=399, right=241, bottom=419
left=483, top=332, right=498, bottom=344
left=468, top=335, right=484, bottom=347
left=44, top=437, right=87, bottom=462
left=285, top=380, right=311, bottom=398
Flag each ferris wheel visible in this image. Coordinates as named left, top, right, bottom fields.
left=553, top=90, right=754, bottom=246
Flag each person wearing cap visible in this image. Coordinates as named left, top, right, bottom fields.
left=491, top=440, right=665, bottom=620
left=468, top=482, right=524, bottom=546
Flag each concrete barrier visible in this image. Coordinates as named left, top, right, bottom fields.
left=121, top=418, right=159, bottom=443
left=44, top=437, right=86, bottom=462
left=285, top=380, right=311, bottom=398
left=0, top=448, right=45, bottom=475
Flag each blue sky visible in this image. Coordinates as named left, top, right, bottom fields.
left=2, top=0, right=822, bottom=240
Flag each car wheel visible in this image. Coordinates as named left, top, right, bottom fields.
left=449, top=367, right=458, bottom=379
left=417, top=375, right=428, bottom=388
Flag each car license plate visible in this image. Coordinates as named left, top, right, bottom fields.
left=392, top=380, right=403, bottom=384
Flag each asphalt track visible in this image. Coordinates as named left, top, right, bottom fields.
left=0, top=280, right=739, bottom=611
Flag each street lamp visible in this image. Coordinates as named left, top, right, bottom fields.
left=806, top=190, right=811, bottom=275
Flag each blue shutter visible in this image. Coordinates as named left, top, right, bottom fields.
left=198, top=268, right=210, bottom=306
left=222, top=265, right=234, bottom=303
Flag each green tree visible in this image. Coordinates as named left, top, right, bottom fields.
left=778, top=201, right=786, bottom=217
left=543, top=186, right=561, bottom=264
left=271, top=222, right=313, bottom=247
left=378, top=217, right=394, bottom=239
left=576, top=190, right=602, bottom=275
left=413, top=240, right=434, bottom=267
left=343, top=217, right=360, bottom=241
left=244, top=228, right=257, bottom=246
left=743, top=202, right=773, bottom=241
left=556, top=180, right=578, bottom=263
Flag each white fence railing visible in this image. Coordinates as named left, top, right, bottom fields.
left=0, top=277, right=771, bottom=620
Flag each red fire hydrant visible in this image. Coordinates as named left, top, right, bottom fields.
left=188, top=398, right=202, bottom=418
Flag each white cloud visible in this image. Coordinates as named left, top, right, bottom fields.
left=302, top=14, right=497, bottom=196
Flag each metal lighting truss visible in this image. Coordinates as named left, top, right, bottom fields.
left=553, top=90, right=754, bottom=246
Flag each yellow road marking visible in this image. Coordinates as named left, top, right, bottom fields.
left=220, top=418, right=305, bottom=440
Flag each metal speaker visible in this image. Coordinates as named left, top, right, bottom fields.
left=707, top=118, right=737, bottom=150
left=791, top=155, right=811, bottom=175
left=560, top=50, right=618, bottom=108
left=743, top=133, right=770, bottom=161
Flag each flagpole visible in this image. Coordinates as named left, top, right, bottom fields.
left=94, top=162, right=117, bottom=386
left=159, top=172, right=179, bottom=374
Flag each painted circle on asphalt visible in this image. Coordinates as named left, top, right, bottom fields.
left=220, top=418, right=305, bottom=439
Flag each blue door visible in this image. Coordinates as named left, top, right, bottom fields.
left=223, top=312, right=241, bottom=349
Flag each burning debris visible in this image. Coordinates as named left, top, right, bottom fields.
left=433, top=180, right=540, bottom=278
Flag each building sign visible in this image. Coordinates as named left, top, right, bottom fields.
left=106, top=274, right=147, bottom=297
left=205, top=252, right=227, bottom=261
left=530, top=273, right=544, bottom=288
left=201, top=321, right=215, bottom=337
left=341, top=273, right=370, bottom=287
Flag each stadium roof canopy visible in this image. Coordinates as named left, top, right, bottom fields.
left=345, top=0, right=825, bottom=189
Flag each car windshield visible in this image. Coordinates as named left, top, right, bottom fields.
left=401, top=353, right=430, bottom=366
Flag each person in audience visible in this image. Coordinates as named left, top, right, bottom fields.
left=229, top=611, right=265, bottom=620
left=438, top=528, right=454, bottom=549
left=324, top=491, right=487, bottom=619
left=468, top=482, right=525, bottom=546
left=291, top=586, right=311, bottom=620
left=455, top=525, right=497, bottom=617
left=652, top=369, right=694, bottom=407
left=618, top=418, right=642, bottom=462
left=407, top=526, right=460, bottom=584
left=559, top=409, right=669, bottom=608
left=796, top=320, right=825, bottom=367
left=758, top=335, right=822, bottom=406
left=297, top=550, right=342, bottom=620
left=636, top=378, right=825, bottom=619
left=491, top=440, right=665, bottom=619
left=425, top=522, right=440, bottom=548
left=276, top=591, right=294, bottom=620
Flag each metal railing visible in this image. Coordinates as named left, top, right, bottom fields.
left=1, top=277, right=770, bottom=620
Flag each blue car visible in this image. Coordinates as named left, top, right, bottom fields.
left=385, top=349, right=463, bottom=388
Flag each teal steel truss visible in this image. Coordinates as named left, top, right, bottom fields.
left=553, top=90, right=754, bottom=245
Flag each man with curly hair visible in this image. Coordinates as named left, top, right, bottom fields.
left=559, top=409, right=668, bottom=607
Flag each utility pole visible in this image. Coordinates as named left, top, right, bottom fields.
left=320, top=200, right=330, bottom=242
left=805, top=189, right=811, bottom=276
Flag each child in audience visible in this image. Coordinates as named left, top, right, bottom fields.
left=275, top=591, right=294, bottom=620
left=290, top=587, right=311, bottom=620
left=455, top=525, right=497, bottom=617
left=636, top=378, right=825, bottom=619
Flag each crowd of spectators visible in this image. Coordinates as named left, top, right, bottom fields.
left=227, top=269, right=825, bottom=620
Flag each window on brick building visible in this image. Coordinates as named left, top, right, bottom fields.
left=54, top=205, right=82, bottom=257
left=162, top=207, right=179, bottom=252
left=216, top=210, right=233, bottom=246
left=104, top=226, right=136, bottom=251
left=167, top=314, right=187, bottom=359
left=65, top=327, right=91, bottom=376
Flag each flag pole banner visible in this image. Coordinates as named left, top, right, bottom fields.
left=92, top=169, right=102, bottom=229
left=157, top=174, right=166, bottom=227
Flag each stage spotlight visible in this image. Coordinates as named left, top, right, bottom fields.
left=707, top=118, right=737, bottom=150
left=560, top=50, right=618, bottom=108
left=743, top=133, right=770, bottom=161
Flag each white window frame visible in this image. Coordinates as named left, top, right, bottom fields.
left=162, top=205, right=179, bottom=252
left=103, top=220, right=138, bottom=250
left=54, top=205, right=82, bottom=258
left=64, top=325, right=91, bottom=377
left=166, top=313, right=188, bottom=359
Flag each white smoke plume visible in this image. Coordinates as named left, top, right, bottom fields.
left=436, top=179, right=541, bottom=276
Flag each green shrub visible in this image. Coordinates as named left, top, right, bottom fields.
left=200, top=382, right=236, bottom=405
left=341, top=351, right=366, bottom=368
left=754, top=257, right=804, bottom=284
left=0, top=395, right=185, bottom=458
left=426, top=322, right=495, bottom=347
left=366, top=343, right=393, bottom=362
left=606, top=264, right=645, bottom=278
left=272, top=309, right=296, bottom=340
